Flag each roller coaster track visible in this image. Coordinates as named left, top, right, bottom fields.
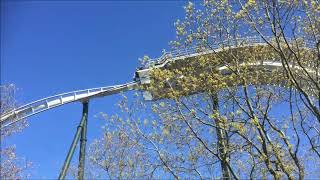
left=0, top=82, right=138, bottom=128
left=147, top=36, right=314, bottom=66
left=1, top=36, right=316, bottom=128
left=136, top=36, right=315, bottom=89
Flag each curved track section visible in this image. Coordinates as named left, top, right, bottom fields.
left=1, top=82, right=138, bottom=128
left=135, top=36, right=315, bottom=99
left=149, top=36, right=314, bottom=65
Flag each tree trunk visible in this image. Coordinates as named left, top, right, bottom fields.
left=212, top=94, right=231, bottom=179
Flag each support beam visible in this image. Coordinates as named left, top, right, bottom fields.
left=78, top=102, right=88, bottom=180
left=58, top=101, right=89, bottom=180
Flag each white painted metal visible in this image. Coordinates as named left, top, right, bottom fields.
left=0, top=82, right=138, bottom=128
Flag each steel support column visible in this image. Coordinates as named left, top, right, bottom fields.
left=58, top=101, right=89, bottom=180
left=78, top=101, right=88, bottom=180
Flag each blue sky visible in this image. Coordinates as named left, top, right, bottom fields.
left=1, top=1, right=186, bottom=178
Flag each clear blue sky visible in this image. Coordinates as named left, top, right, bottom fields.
left=1, top=1, right=185, bottom=178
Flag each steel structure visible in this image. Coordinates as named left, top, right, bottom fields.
left=0, top=81, right=138, bottom=180
left=0, top=36, right=315, bottom=179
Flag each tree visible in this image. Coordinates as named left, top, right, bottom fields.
left=0, top=84, right=32, bottom=179
left=88, top=1, right=320, bottom=179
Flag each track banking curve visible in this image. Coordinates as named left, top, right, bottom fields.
left=1, top=36, right=315, bottom=128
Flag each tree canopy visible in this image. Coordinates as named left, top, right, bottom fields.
left=86, top=0, right=320, bottom=179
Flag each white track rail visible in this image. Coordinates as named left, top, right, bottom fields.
left=1, top=82, right=138, bottom=128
